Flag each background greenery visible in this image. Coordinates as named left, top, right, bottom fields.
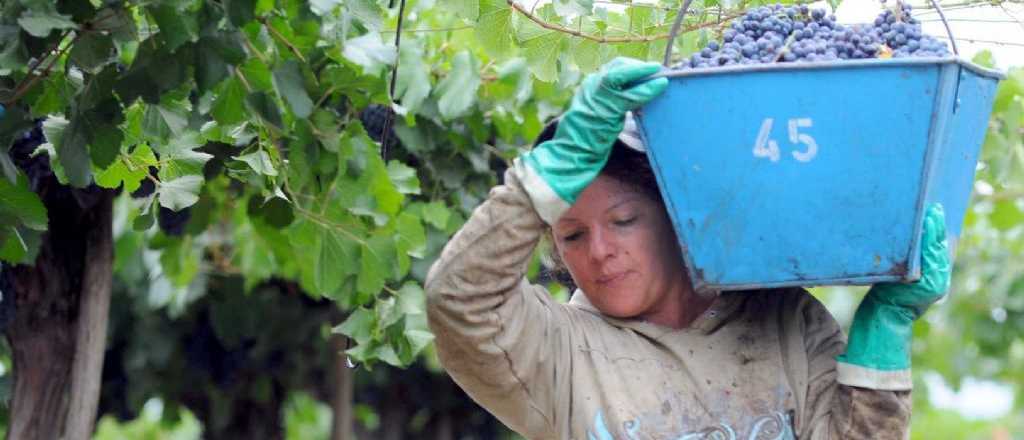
left=0, top=0, right=1020, bottom=437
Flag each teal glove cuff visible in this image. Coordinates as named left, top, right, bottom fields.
left=837, top=204, right=951, bottom=390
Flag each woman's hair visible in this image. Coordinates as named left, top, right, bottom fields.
left=531, top=117, right=663, bottom=205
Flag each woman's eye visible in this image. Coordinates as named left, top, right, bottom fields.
left=562, top=231, right=582, bottom=242
left=614, top=216, right=637, bottom=226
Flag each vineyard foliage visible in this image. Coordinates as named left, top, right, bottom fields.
left=0, top=0, right=1022, bottom=427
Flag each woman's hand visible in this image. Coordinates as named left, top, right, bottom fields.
left=520, top=57, right=668, bottom=206
left=836, top=203, right=951, bottom=390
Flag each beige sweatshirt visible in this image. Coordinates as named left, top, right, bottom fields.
left=425, top=169, right=911, bottom=439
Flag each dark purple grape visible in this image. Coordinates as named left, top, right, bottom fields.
left=158, top=206, right=192, bottom=236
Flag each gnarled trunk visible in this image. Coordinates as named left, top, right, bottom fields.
left=3, top=185, right=114, bottom=440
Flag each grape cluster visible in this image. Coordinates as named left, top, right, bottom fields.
left=9, top=120, right=51, bottom=192
left=359, top=104, right=398, bottom=148
left=158, top=206, right=191, bottom=236
left=676, top=2, right=950, bottom=69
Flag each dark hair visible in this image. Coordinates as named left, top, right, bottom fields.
left=533, top=117, right=663, bottom=205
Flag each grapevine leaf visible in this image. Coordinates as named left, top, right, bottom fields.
left=433, top=50, right=481, bottom=120
left=386, top=160, right=420, bottom=195
left=17, top=9, right=76, bottom=37
left=68, top=33, right=116, bottom=74
left=149, top=4, right=198, bottom=52
left=421, top=201, right=451, bottom=230
left=333, top=307, right=375, bottom=344
left=211, top=76, right=247, bottom=126
left=475, top=0, right=513, bottom=58
left=234, top=150, right=278, bottom=176
left=453, top=0, right=479, bottom=20
left=394, top=42, right=430, bottom=114
left=342, top=32, right=395, bottom=74
left=0, top=172, right=47, bottom=230
left=158, top=175, right=204, bottom=211
left=522, top=32, right=565, bottom=82
left=395, top=212, right=426, bottom=258
left=245, top=92, right=283, bottom=130
left=153, top=132, right=213, bottom=180
left=272, top=60, right=314, bottom=119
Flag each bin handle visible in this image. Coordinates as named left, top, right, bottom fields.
left=663, top=0, right=697, bottom=66
left=662, top=0, right=960, bottom=66
left=923, top=0, right=959, bottom=55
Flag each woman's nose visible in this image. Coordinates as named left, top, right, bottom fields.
left=588, top=228, right=616, bottom=262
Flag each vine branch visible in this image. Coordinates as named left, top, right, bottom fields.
left=507, top=0, right=744, bottom=43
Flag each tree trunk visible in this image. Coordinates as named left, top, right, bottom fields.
left=331, top=335, right=354, bottom=440
left=3, top=186, right=114, bottom=440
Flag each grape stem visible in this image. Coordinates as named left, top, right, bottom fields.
left=3, top=30, right=77, bottom=106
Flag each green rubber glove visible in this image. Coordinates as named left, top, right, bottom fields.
left=521, top=57, right=668, bottom=205
left=837, top=203, right=951, bottom=390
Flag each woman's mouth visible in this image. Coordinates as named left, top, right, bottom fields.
left=597, top=271, right=630, bottom=285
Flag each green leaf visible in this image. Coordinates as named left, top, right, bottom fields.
left=310, top=0, right=343, bottom=15
left=386, top=160, right=419, bottom=195
left=573, top=38, right=613, bottom=73
left=239, top=58, right=275, bottom=92
left=553, top=0, right=592, bottom=18
left=32, top=73, right=72, bottom=116
left=272, top=60, right=314, bottom=119
left=433, top=51, right=481, bottom=120
left=394, top=42, right=431, bottom=114
left=245, top=92, right=283, bottom=130
left=257, top=197, right=294, bottom=228
left=143, top=101, right=190, bottom=140
left=0, top=173, right=47, bottom=231
left=153, top=132, right=214, bottom=180
left=149, top=5, right=198, bottom=52
left=234, top=150, right=278, bottom=176
left=357, top=235, right=393, bottom=298
left=0, top=226, right=42, bottom=264
left=374, top=345, right=402, bottom=367
left=95, top=145, right=157, bottom=193
left=376, top=297, right=402, bottom=329
left=17, top=9, right=76, bottom=37
left=395, top=212, right=426, bottom=258
left=342, top=32, right=395, bottom=74
left=50, top=116, right=93, bottom=187
left=991, top=200, right=1024, bottom=231
left=195, top=38, right=231, bottom=93
left=522, top=32, right=565, bottom=82
left=316, top=229, right=358, bottom=294
left=333, top=307, right=375, bottom=344
left=88, top=125, right=123, bottom=170
left=69, top=33, right=116, bottom=74
left=395, top=282, right=425, bottom=315
left=158, top=175, right=204, bottom=211
left=476, top=0, right=514, bottom=58
left=453, top=0, right=480, bottom=20
left=404, top=329, right=434, bottom=358
left=227, top=0, right=256, bottom=27
left=212, top=77, right=247, bottom=126
left=421, top=201, right=451, bottom=230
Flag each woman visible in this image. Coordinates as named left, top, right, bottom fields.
left=425, top=58, right=949, bottom=439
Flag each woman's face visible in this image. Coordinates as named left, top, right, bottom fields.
left=553, top=174, right=687, bottom=323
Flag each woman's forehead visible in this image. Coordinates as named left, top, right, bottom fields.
left=558, top=176, right=651, bottom=224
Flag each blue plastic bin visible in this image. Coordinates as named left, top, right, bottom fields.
left=636, top=57, right=1004, bottom=294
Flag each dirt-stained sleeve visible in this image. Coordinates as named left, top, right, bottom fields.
left=794, top=291, right=912, bottom=439
left=424, top=168, right=573, bottom=439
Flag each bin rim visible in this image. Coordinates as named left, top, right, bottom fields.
left=654, top=56, right=1005, bottom=81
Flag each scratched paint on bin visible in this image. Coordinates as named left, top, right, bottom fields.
left=636, top=59, right=1002, bottom=292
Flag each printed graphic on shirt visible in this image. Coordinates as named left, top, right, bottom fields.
left=587, top=409, right=795, bottom=440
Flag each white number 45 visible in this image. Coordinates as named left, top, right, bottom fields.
left=753, top=118, right=818, bottom=163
